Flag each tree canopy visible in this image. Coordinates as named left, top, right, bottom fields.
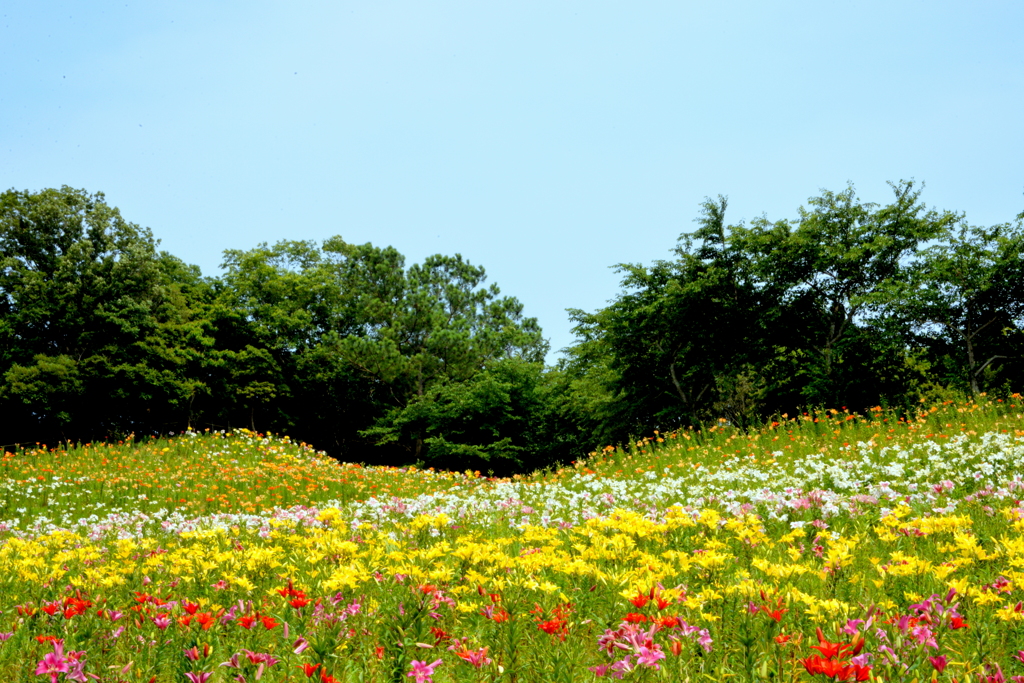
left=2, top=183, right=1021, bottom=470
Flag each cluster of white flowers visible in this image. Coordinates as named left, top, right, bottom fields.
left=1, top=430, right=1021, bottom=540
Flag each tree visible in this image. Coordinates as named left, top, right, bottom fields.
left=541, top=308, right=621, bottom=455
left=361, top=357, right=551, bottom=474
left=734, top=181, right=957, bottom=408
left=206, top=239, right=376, bottom=451
left=0, top=187, right=211, bottom=445
left=580, top=196, right=765, bottom=438
left=563, top=181, right=964, bottom=446
left=209, top=237, right=548, bottom=468
left=331, top=240, right=548, bottom=465
left=879, top=220, right=1024, bottom=394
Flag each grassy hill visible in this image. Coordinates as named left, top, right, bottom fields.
left=1, top=397, right=1023, bottom=681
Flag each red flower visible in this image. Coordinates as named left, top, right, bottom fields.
left=801, top=630, right=870, bottom=681
left=300, top=663, right=320, bottom=677
left=537, top=619, right=568, bottom=639
left=623, top=612, right=647, bottom=624
left=810, top=639, right=844, bottom=660
left=802, top=656, right=857, bottom=679
left=237, top=614, right=257, bottom=630
left=847, top=664, right=871, bottom=681
left=61, top=596, right=92, bottom=619
left=278, top=580, right=304, bottom=598
left=260, top=615, right=279, bottom=630
left=629, top=592, right=650, bottom=609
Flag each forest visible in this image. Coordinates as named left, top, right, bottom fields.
left=2, top=183, right=1022, bottom=473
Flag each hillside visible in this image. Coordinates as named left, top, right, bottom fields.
left=1, top=398, right=1023, bottom=681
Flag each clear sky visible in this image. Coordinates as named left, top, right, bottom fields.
left=3, top=1, right=1022, bottom=362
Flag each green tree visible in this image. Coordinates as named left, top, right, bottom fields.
left=361, top=357, right=551, bottom=474
left=541, top=308, right=621, bottom=456
left=210, top=237, right=549, bottom=469
left=878, top=220, right=1024, bottom=394
left=0, top=187, right=211, bottom=444
left=207, top=239, right=374, bottom=451
left=578, top=196, right=766, bottom=438
left=734, top=181, right=957, bottom=408
left=332, top=241, right=548, bottom=465
left=563, top=181, right=962, bottom=446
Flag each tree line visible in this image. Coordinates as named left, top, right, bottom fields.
left=2, top=183, right=1022, bottom=472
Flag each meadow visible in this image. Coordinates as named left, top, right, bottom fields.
left=2, top=398, right=1024, bottom=682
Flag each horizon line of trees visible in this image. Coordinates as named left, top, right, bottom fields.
left=2, top=183, right=1022, bottom=473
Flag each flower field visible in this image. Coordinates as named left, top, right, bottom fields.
left=2, top=399, right=1024, bottom=682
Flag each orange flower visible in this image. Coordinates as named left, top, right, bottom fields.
left=195, top=612, right=216, bottom=631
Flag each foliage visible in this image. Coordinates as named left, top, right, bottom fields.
left=0, top=186, right=211, bottom=445
left=2, top=183, right=1021, bottom=474
left=329, top=242, right=548, bottom=466
left=873, top=220, right=1024, bottom=394
left=208, top=237, right=548, bottom=470
left=570, top=181, right=1011, bottom=442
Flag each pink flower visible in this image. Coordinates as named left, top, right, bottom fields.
left=589, top=664, right=625, bottom=679
left=62, top=649, right=92, bottom=683
left=610, top=657, right=634, bottom=675
left=697, top=629, right=713, bottom=653
left=220, top=654, right=241, bottom=669
left=929, top=655, right=948, bottom=673
left=636, top=645, right=665, bottom=669
left=184, top=674, right=212, bottom=683
left=407, top=659, right=442, bottom=683
left=454, top=647, right=491, bottom=668
left=34, top=650, right=69, bottom=683
left=981, top=663, right=1006, bottom=683
left=909, top=625, right=937, bottom=649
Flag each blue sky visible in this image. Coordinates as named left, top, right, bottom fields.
left=3, top=1, right=1022, bottom=362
